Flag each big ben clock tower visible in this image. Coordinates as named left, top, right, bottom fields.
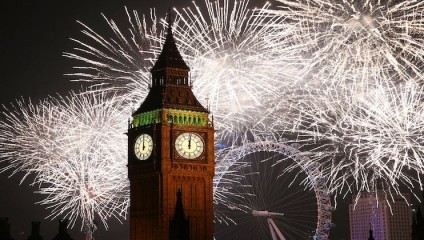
left=127, top=13, right=215, bottom=240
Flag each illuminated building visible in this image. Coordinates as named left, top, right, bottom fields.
left=349, top=191, right=412, bottom=240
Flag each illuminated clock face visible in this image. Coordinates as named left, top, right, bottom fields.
left=134, top=134, right=153, bottom=160
left=175, top=132, right=204, bottom=159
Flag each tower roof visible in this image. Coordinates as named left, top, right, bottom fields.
left=151, top=11, right=189, bottom=72
left=133, top=9, right=208, bottom=115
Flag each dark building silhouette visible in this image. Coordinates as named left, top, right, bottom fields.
left=411, top=190, right=424, bottom=240
left=169, top=190, right=190, bottom=240
left=0, top=218, right=14, bottom=240
left=27, top=221, right=43, bottom=240
left=411, top=207, right=424, bottom=240
left=51, top=219, right=73, bottom=240
left=368, top=224, right=375, bottom=240
left=127, top=9, right=215, bottom=240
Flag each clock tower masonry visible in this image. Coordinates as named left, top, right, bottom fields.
left=127, top=12, right=215, bottom=240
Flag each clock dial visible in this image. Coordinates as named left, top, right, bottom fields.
left=175, top=132, right=204, bottom=159
left=134, top=134, right=153, bottom=160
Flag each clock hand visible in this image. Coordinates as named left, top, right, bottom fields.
left=142, top=135, right=145, bottom=150
left=188, top=133, right=192, bottom=149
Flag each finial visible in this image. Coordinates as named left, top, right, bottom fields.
left=167, top=7, right=173, bottom=31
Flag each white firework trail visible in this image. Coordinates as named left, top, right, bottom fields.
left=266, top=80, right=424, bottom=200
left=169, top=0, right=301, bottom=138
left=260, top=0, right=424, bottom=200
left=64, top=7, right=159, bottom=105
left=62, top=0, right=303, bottom=224
left=37, top=150, right=128, bottom=236
left=3, top=1, right=422, bottom=233
left=167, top=0, right=307, bottom=222
left=65, top=0, right=301, bottom=140
left=0, top=91, right=130, bottom=236
left=266, top=0, right=424, bottom=87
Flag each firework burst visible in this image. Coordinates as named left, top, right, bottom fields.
left=267, top=80, right=424, bottom=198
left=0, top=91, right=129, bottom=235
left=62, top=1, right=303, bottom=223
left=258, top=0, right=424, bottom=199
left=171, top=0, right=290, bottom=108
left=169, top=0, right=301, bottom=137
left=266, top=0, right=424, bottom=86
left=4, top=0, right=423, bottom=236
left=65, top=0, right=301, bottom=140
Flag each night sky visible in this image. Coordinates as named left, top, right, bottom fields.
left=0, top=1, right=198, bottom=239
left=1, top=1, right=420, bottom=240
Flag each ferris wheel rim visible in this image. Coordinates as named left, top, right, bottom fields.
left=214, top=140, right=333, bottom=239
